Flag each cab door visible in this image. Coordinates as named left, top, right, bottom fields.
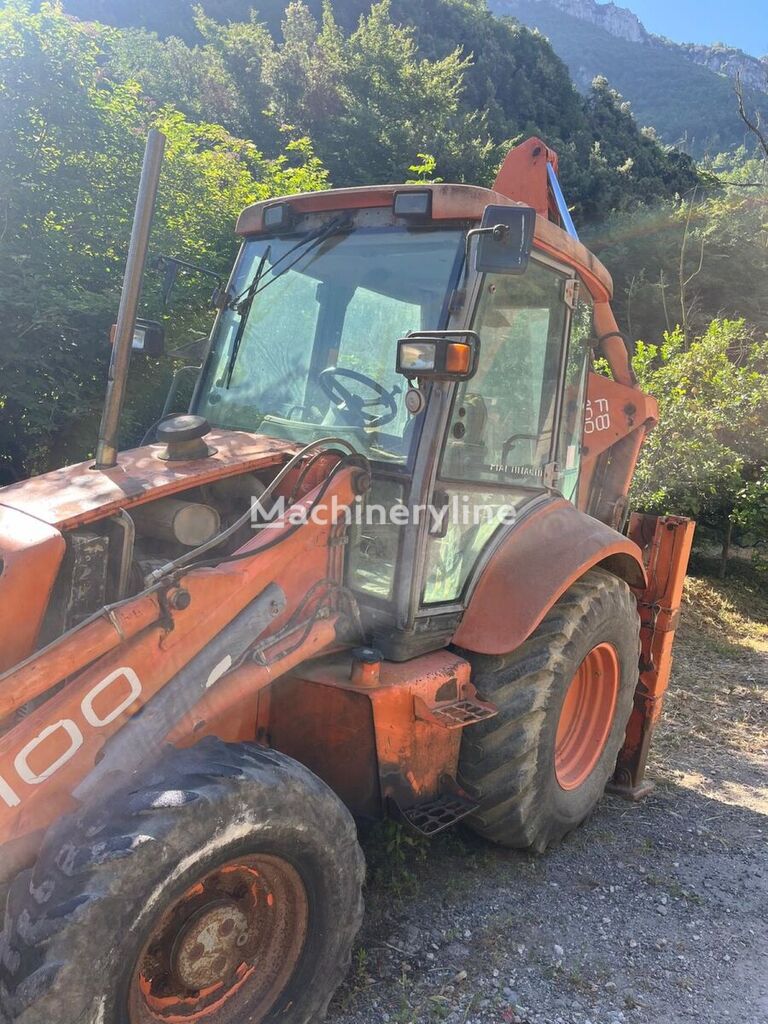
left=420, top=256, right=588, bottom=607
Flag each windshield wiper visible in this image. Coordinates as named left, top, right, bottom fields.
left=224, top=213, right=352, bottom=390
left=224, top=244, right=271, bottom=388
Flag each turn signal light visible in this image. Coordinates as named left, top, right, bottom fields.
left=396, top=331, right=480, bottom=382
left=445, top=342, right=471, bottom=375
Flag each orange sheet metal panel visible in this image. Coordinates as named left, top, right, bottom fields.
left=0, top=429, right=294, bottom=530
left=265, top=674, right=382, bottom=817
left=293, top=650, right=476, bottom=809
left=236, top=184, right=506, bottom=235
left=0, top=507, right=65, bottom=673
left=580, top=374, right=658, bottom=464
left=453, top=498, right=646, bottom=656
left=577, top=374, right=658, bottom=526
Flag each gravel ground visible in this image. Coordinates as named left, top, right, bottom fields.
left=327, top=572, right=768, bottom=1024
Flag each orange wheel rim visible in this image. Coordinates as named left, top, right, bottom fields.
left=555, top=642, right=620, bottom=791
left=128, top=854, right=308, bottom=1024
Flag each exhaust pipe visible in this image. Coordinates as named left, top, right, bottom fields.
left=94, top=129, right=166, bottom=470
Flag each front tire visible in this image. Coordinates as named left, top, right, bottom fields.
left=458, top=568, right=640, bottom=852
left=0, top=739, right=365, bottom=1024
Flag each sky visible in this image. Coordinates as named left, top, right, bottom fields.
left=600, top=0, right=767, bottom=57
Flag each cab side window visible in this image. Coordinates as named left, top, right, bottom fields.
left=423, top=261, right=572, bottom=606
left=441, top=260, right=570, bottom=487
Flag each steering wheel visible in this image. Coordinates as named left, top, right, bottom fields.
left=318, top=366, right=398, bottom=428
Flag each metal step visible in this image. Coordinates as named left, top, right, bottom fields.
left=414, top=696, right=498, bottom=729
left=399, top=790, right=479, bottom=837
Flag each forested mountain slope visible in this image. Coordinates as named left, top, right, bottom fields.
left=39, top=0, right=699, bottom=219
left=490, top=0, right=768, bottom=156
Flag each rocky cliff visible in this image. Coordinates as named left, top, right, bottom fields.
left=674, top=42, right=768, bottom=93
left=494, top=0, right=767, bottom=93
left=531, top=0, right=647, bottom=43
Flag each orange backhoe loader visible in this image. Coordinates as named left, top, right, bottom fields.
left=0, top=132, right=693, bottom=1024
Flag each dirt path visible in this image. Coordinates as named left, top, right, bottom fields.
left=328, top=573, right=768, bottom=1024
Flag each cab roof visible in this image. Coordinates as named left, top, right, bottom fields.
left=236, top=182, right=614, bottom=302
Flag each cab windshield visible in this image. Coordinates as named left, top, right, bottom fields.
left=196, top=220, right=464, bottom=462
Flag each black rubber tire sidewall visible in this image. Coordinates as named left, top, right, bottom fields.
left=458, top=569, right=641, bottom=851
left=0, top=740, right=365, bottom=1024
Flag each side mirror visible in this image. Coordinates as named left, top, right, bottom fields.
left=472, top=205, right=536, bottom=275
left=396, top=330, right=480, bottom=382
left=110, top=318, right=165, bottom=358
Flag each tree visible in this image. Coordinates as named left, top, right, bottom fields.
left=587, top=152, right=768, bottom=348
left=577, top=77, right=699, bottom=217
left=259, top=0, right=495, bottom=186
left=47, top=0, right=701, bottom=219
left=632, top=319, right=768, bottom=577
left=735, top=71, right=768, bottom=162
left=0, top=1, right=327, bottom=481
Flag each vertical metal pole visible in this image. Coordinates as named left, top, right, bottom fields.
left=94, top=130, right=166, bottom=469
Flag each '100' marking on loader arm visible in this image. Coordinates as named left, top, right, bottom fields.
left=0, top=667, right=143, bottom=809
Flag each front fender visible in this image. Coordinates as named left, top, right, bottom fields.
left=452, top=498, right=645, bottom=656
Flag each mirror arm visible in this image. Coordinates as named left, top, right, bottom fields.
left=463, top=223, right=511, bottom=287
left=153, top=255, right=230, bottom=310
left=464, top=223, right=509, bottom=266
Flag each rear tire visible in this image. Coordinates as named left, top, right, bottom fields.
left=0, top=739, right=365, bottom=1024
left=458, top=568, right=640, bottom=852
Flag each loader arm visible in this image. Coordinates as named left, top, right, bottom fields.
left=0, top=458, right=367, bottom=875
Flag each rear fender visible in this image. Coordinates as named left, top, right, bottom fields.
left=452, top=498, right=645, bottom=656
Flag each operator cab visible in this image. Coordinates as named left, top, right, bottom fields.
left=191, top=180, right=606, bottom=659
left=195, top=205, right=462, bottom=463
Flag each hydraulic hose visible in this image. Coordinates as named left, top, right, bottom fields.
left=144, top=436, right=364, bottom=586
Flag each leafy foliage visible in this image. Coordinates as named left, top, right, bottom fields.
left=587, top=156, right=768, bottom=347
left=4, top=0, right=758, bottom=553
left=632, top=320, right=768, bottom=566
left=43, top=0, right=700, bottom=218
left=0, top=1, right=327, bottom=480
left=263, top=1, right=495, bottom=186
